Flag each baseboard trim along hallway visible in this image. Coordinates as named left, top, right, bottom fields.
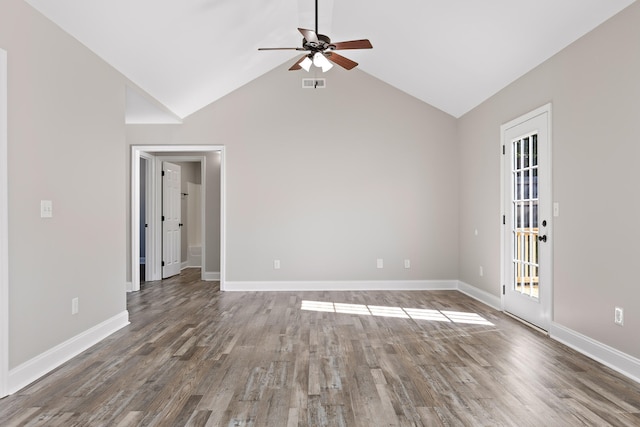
left=7, top=310, right=130, bottom=394
left=223, top=280, right=459, bottom=292
left=550, top=321, right=640, bottom=385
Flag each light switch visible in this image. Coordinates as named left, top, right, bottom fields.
left=376, top=259, right=384, bottom=269
left=553, top=202, right=559, bottom=217
left=40, top=200, right=53, bottom=218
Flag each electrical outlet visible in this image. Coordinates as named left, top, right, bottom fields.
left=376, top=259, right=384, bottom=269
left=614, top=307, right=624, bottom=326
left=40, top=200, right=53, bottom=218
left=71, top=297, right=79, bottom=315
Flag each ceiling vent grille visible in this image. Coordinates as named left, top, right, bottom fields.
left=302, top=78, right=326, bottom=89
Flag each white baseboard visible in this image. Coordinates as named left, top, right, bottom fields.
left=7, top=310, right=130, bottom=395
left=549, top=322, right=640, bottom=384
left=223, top=280, right=458, bottom=292
left=202, top=271, right=220, bottom=281
left=457, top=281, right=502, bottom=310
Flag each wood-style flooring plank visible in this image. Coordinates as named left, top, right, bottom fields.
left=2, top=268, right=640, bottom=426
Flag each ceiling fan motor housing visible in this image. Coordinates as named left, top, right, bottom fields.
left=303, top=34, right=335, bottom=52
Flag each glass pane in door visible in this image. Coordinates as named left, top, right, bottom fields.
left=511, top=133, right=539, bottom=299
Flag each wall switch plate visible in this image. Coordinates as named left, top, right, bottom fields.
left=376, top=259, right=384, bottom=269
left=614, top=307, right=624, bottom=325
left=40, top=200, right=53, bottom=218
left=553, top=202, right=560, bottom=217
left=273, top=260, right=281, bottom=270
left=404, top=259, right=411, bottom=269
left=479, top=266, right=484, bottom=277
left=71, top=297, right=79, bottom=315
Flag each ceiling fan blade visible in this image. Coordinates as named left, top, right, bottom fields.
left=258, top=47, right=305, bottom=51
left=326, top=52, right=358, bottom=70
left=289, top=55, right=307, bottom=71
left=298, top=28, right=319, bottom=43
left=331, top=39, right=373, bottom=50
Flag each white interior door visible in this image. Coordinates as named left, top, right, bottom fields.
left=162, top=162, right=181, bottom=278
left=501, top=104, right=552, bottom=330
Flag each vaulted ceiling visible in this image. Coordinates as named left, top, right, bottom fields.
left=25, top=0, right=636, bottom=120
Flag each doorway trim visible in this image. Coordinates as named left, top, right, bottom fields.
left=139, top=153, right=155, bottom=284
left=500, top=103, right=553, bottom=330
left=0, top=48, right=8, bottom=398
left=131, top=145, right=226, bottom=292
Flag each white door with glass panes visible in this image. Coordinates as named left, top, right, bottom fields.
left=501, top=104, right=552, bottom=330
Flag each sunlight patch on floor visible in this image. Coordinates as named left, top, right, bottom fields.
left=301, top=301, right=494, bottom=326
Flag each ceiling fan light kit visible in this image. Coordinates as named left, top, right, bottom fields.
left=299, top=56, right=313, bottom=72
left=258, top=0, right=372, bottom=72
left=312, top=52, right=333, bottom=72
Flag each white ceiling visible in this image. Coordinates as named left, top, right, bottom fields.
left=25, top=0, right=636, bottom=119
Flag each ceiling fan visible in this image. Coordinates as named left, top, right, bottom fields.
left=258, top=0, right=372, bottom=72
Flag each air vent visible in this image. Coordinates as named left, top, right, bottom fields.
left=302, top=78, right=326, bottom=89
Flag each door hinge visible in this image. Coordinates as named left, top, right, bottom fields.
left=162, top=215, right=165, bottom=221
left=162, top=170, right=165, bottom=177
left=162, top=261, right=165, bottom=267
left=502, top=285, right=506, bottom=295
left=502, top=144, right=505, bottom=155
left=502, top=215, right=506, bottom=225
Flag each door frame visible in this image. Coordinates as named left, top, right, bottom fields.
left=156, top=156, right=203, bottom=278
left=140, top=153, right=154, bottom=283
left=131, top=145, right=226, bottom=292
left=500, top=103, right=553, bottom=330
left=0, top=48, right=8, bottom=398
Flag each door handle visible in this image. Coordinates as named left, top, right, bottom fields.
left=538, top=235, right=547, bottom=242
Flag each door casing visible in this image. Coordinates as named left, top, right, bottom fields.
left=500, top=103, right=553, bottom=330
left=131, top=145, right=225, bottom=292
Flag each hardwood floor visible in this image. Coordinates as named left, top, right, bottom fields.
left=2, top=269, right=640, bottom=426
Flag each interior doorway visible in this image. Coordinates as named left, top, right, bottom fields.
left=131, top=145, right=225, bottom=292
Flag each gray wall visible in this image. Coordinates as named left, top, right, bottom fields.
left=127, top=66, right=460, bottom=283
left=1, top=0, right=127, bottom=368
left=458, top=2, right=640, bottom=358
